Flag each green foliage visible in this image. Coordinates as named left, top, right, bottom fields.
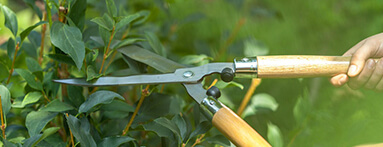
left=1, top=0, right=383, bottom=146
left=1, top=5, right=18, bottom=37
left=50, top=21, right=85, bottom=70
left=78, top=90, right=124, bottom=114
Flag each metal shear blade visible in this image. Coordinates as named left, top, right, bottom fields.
left=53, top=63, right=233, bottom=87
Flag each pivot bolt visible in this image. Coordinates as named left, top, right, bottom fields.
left=183, top=71, right=194, bottom=78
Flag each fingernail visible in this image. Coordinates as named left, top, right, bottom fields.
left=367, top=59, right=375, bottom=69
left=348, top=65, right=357, bottom=75
left=338, top=75, right=347, bottom=86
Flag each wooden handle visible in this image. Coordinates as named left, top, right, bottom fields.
left=212, top=105, right=271, bottom=147
left=257, top=56, right=352, bottom=78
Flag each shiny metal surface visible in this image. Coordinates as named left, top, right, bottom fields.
left=234, top=57, right=258, bottom=78
left=182, top=83, right=207, bottom=104
left=54, top=63, right=234, bottom=86
left=201, top=97, right=222, bottom=114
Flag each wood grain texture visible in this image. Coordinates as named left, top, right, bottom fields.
left=257, top=56, right=351, bottom=78
left=212, top=105, right=271, bottom=147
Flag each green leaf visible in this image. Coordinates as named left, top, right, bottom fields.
left=66, top=115, right=97, bottom=147
left=20, top=21, right=47, bottom=43
left=0, top=62, right=9, bottom=81
left=25, top=111, right=58, bottom=136
left=22, top=134, right=42, bottom=147
left=1, top=138, right=17, bottom=147
left=99, top=26, right=112, bottom=47
left=47, top=54, right=76, bottom=66
left=114, top=38, right=145, bottom=49
left=8, top=136, right=25, bottom=144
left=143, top=119, right=176, bottom=140
left=115, top=13, right=142, bottom=30
left=172, top=114, right=188, bottom=140
left=23, top=0, right=43, bottom=20
left=205, top=135, right=231, bottom=147
left=78, top=90, right=124, bottom=113
left=34, top=127, right=60, bottom=146
left=153, top=117, right=181, bottom=142
left=7, top=37, right=15, bottom=60
left=242, top=93, right=279, bottom=118
left=40, top=99, right=75, bottom=112
left=98, top=136, right=135, bottom=147
left=12, top=91, right=42, bottom=108
left=67, top=85, right=85, bottom=108
left=179, top=54, right=213, bottom=66
left=145, top=32, right=167, bottom=57
left=86, top=65, right=102, bottom=81
left=267, top=122, right=283, bottom=147
left=1, top=5, right=18, bottom=36
left=293, top=89, right=310, bottom=124
left=101, top=100, right=135, bottom=119
left=132, top=10, right=150, bottom=26
left=23, top=127, right=60, bottom=147
left=134, top=93, right=181, bottom=127
left=26, top=57, right=42, bottom=72
left=0, top=85, right=11, bottom=115
left=91, top=14, right=114, bottom=31
left=119, top=46, right=185, bottom=73
left=68, top=0, right=87, bottom=30
left=214, top=80, right=244, bottom=90
left=50, top=21, right=85, bottom=70
left=106, top=0, right=117, bottom=17
left=100, top=99, right=134, bottom=112
left=244, top=38, right=269, bottom=56
left=189, top=121, right=212, bottom=138
left=15, top=69, right=43, bottom=90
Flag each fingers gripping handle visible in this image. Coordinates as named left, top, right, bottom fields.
left=201, top=97, right=271, bottom=147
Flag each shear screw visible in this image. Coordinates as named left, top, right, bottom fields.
left=183, top=71, right=194, bottom=78
left=220, top=68, right=234, bottom=82
left=206, top=86, right=221, bottom=99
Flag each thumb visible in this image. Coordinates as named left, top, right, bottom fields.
left=348, top=45, right=373, bottom=77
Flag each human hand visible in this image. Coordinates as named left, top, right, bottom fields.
left=330, top=33, right=383, bottom=91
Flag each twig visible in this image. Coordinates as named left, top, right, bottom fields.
left=237, top=78, right=261, bottom=116
left=0, top=95, right=5, bottom=139
left=39, top=12, right=47, bottom=65
left=208, top=79, right=218, bottom=89
left=6, top=42, right=20, bottom=84
left=103, top=51, right=118, bottom=74
left=99, top=26, right=116, bottom=74
left=215, top=18, right=246, bottom=60
left=122, top=85, right=150, bottom=136
left=41, top=90, right=51, bottom=102
left=191, top=134, right=205, bottom=147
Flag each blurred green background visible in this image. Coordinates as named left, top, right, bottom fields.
left=2, top=0, right=383, bottom=146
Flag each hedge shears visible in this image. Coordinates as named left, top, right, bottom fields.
left=54, top=46, right=354, bottom=146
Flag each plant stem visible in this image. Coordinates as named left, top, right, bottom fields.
left=41, top=90, right=51, bottom=102
left=0, top=95, right=5, bottom=139
left=191, top=134, right=205, bottom=147
left=215, top=18, right=246, bottom=60
left=208, top=79, right=218, bottom=89
left=39, top=12, right=47, bottom=65
left=6, top=42, right=20, bottom=84
left=99, top=26, right=116, bottom=74
left=122, top=85, right=150, bottom=136
left=237, top=78, right=261, bottom=116
left=103, top=50, right=117, bottom=75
